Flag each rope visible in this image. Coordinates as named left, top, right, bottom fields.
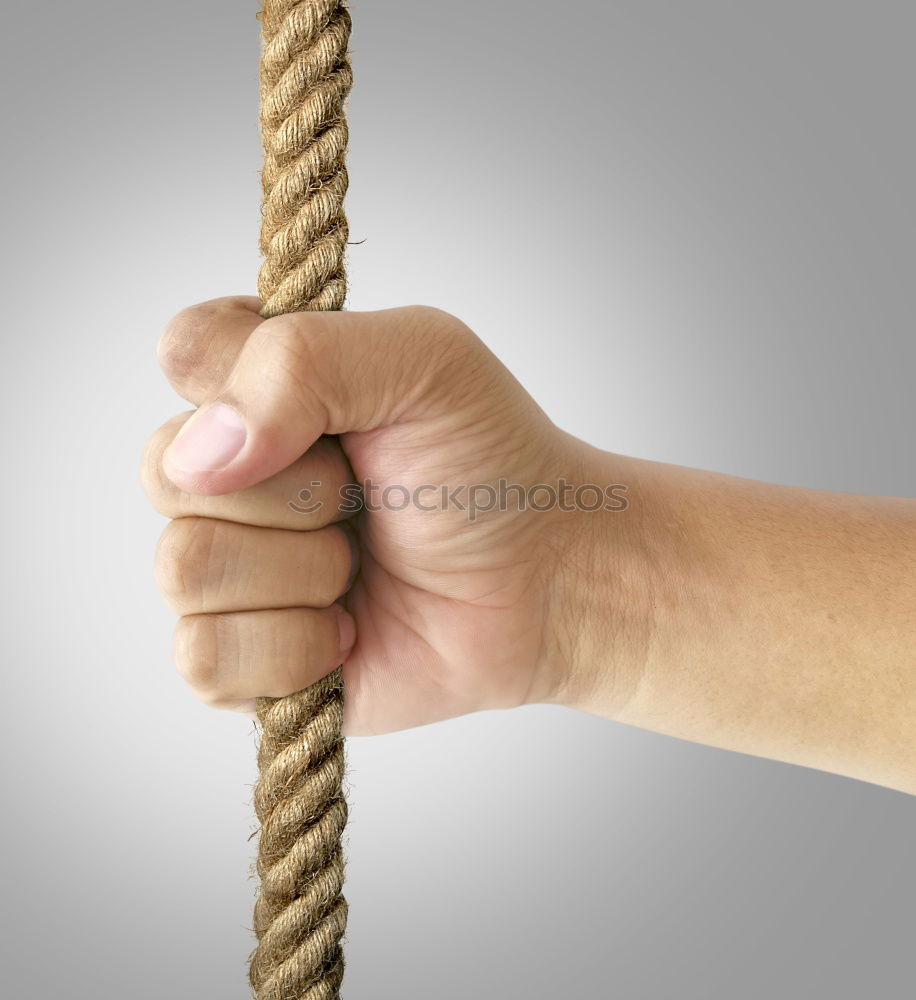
left=250, top=3, right=352, bottom=997
left=258, top=0, right=352, bottom=316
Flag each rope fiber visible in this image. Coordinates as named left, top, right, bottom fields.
left=250, top=3, right=352, bottom=997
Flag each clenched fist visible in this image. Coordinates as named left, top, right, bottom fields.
left=142, top=296, right=916, bottom=792
left=141, top=298, right=639, bottom=734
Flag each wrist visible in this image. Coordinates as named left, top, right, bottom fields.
left=541, top=441, right=668, bottom=719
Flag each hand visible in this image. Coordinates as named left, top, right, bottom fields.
left=142, top=298, right=640, bottom=734
left=142, top=297, right=916, bottom=791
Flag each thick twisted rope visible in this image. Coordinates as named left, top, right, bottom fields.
left=258, top=0, right=351, bottom=316
left=251, top=3, right=352, bottom=998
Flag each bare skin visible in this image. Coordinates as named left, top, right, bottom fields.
left=142, top=298, right=916, bottom=794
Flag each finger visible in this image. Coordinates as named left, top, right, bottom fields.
left=142, top=414, right=357, bottom=531
left=155, top=517, right=355, bottom=616
left=174, top=605, right=356, bottom=712
left=158, top=296, right=262, bottom=405
left=162, top=304, right=487, bottom=495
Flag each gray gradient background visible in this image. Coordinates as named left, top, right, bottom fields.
left=1, top=1, right=914, bottom=997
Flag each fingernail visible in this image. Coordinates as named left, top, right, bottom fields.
left=336, top=605, right=356, bottom=659
left=167, top=403, right=247, bottom=474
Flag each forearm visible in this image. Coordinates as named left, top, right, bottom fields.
left=563, top=447, right=916, bottom=794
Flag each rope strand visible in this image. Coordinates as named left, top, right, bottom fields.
left=251, top=3, right=352, bottom=997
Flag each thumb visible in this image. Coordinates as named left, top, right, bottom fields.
left=163, top=305, right=474, bottom=495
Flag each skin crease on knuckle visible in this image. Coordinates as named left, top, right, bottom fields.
left=154, top=495, right=355, bottom=707
left=390, top=307, right=478, bottom=415
left=154, top=517, right=222, bottom=616
left=174, top=613, right=257, bottom=712
left=173, top=607, right=343, bottom=710
left=174, top=614, right=221, bottom=703
left=158, top=304, right=222, bottom=389
left=174, top=612, right=261, bottom=709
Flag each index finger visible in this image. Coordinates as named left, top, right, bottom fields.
left=157, top=296, right=263, bottom=406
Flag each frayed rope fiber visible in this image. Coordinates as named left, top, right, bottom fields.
left=250, top=2, right=352, bottom=998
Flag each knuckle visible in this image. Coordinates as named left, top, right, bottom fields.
left=257, top=314, right=324, bottom=366
left=174, top=615, right=221, bottom=699
left=140, top=434, right=165, bottom=508
left=157, top=296, right=256, bottom=387
left=155, top=517, right=219, bottom=614
left=266, top=319, right=309, bottom=370
left=140, top=415, right=188, bottom=513
left=406, top=304, right=469, bottom=343
left=406, top=304, right=478, bottom=358
left=304, top=530, right=350, bottom=605
left=158, top=303, right=219, bottom=384
left=251, top=313, right=289, bottom=343
left=404, top=303, right=459, bottom=329
left=251, top=315, right=331, bottom=412
left=397, top=306, right=486, bottom=403
left=325, top=526, right=357, bottom=599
